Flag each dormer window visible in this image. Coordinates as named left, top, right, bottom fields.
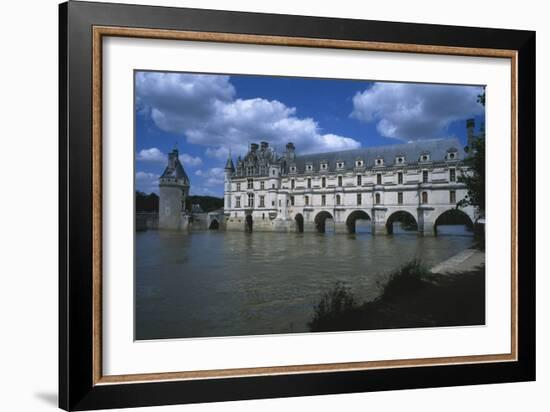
left=355, top=159, right=364, bottom=168
left=446, top=148, right=458, bottom=161
left=395, top=155, right=405, bottom=165
left=375, top=157, right=384, bottom=166
left=336, top=161, right=345, bottom=170
left=420, top=153, right=431, bottom=162
left=289, top=164, right=297, bottom=173
left=320, top=161, right=328, bottom=171
left=305, top=163, right=313, bottom=172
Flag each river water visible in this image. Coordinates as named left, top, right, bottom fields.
left=135, top=227, right=473, bottom=340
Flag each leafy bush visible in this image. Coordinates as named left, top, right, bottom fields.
left=378, top=260, right=434, bottom=301
left=308, top=282, right=357, bottom=331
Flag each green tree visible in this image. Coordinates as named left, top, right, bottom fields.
left=457, top=89, right=486, bottom=215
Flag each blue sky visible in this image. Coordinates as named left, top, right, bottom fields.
left=135, top=71, right=485, bottom=197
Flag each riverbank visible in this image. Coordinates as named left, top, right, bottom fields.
left=430, top=248, right=485, bottom=274
left=308, top=258, right=485, bottom=332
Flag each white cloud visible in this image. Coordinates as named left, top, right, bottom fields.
left=179, top=153, right=202, bottom=167
left=136, top=147, right=164, bottom=163
left=135, top=171, right=159, bottom=194
left=136, top=72, right=361, bottom=156
left=195, top=167, right=225, bottom=187
left=351, top=83, right=484, bottom=141
left=136, top=147, right=202, bottom=167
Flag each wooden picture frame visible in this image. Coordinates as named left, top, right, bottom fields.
left=59, top=1, right=535, bottom=410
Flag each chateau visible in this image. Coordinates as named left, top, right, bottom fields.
left=223, top=120, right=481, bottom=235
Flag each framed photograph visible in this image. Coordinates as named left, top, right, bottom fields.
left=59, top=1, right=535, bottom=410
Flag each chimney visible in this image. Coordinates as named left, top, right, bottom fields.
left=250, top=143, right=259, bottom=152
left=466, top=119, right=476, bottom=150
left=260, top=141, right=269, bottom=150
left=285, top=142, right=295, bottom=161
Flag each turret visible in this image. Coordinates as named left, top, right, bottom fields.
left=285, top=142, right=296, bottom=162
left=224, top=153, right=235, bottom=210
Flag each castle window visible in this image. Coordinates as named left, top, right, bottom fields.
left=259, top=195, right=265, bottom=208
left=321, top=162, right=328, bottom=170
left=247, top=166, right=253, bottom=175
left=235, top=197, right=241, bottom=208
left=376, top=158, right=383, bottom=166
left=272, top=169, right=276, bottom=176
left=291, top=179, right=295, bottom=189
left=337, top=161, right=344, bottom=169
left=357, top=175, right=362, bottom=186
left=290, top=165, right=296, bottom=173
left=398, top=192, right=403, bottom=205
left=420, top=153, right=430, bottom=162
left=450, top=190, right=456, bottom=204
left=247, top=178, right=253, bottom=189
left=307, top=178, right=311, bottom=189
left=272, top=200, right=275, bottom=206
left=422, top=191, right=428, bottom=204
left=236, top=183, right=241, bottom=191
left=306, top=164, right=313, bottom=172
left=262, top=213, right=265, bottom=220
left=321, top=195, right=326, bottom=206
left=355, top=160, right=363, bottom=168
left=357, top=193, right=362, bottom=205
left=305, top=196, right=309, bottom=206
left=376, top=173, right=382, bottom=185
left=375, top=193, right=381, bottom=204
left=272, top=183, right=275, bottom=189
left=398, top=172, right=403, bottom=184
left=248, top=193, right=254, bottom=208
left=422, top=170, right=428, bottom=183
left=290, top=196, right=295, bottom=206
left=322, top=177, right=326, bottom=188
left=260, top=181, right=265, bottom=190
left=449, top=168, right=456, bottom=182
left=338, top=176, right=343, bottom=187
left=336, top=194, right=341, bottom=206
left=396, top=156, right=405, bottom=164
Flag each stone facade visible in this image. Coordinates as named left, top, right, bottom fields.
left=224, top=121, right=482, bottom=235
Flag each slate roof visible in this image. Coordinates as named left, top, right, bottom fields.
left=161, top=159, right=190, bottom=184
left=292, top=138, right=464, bottom=173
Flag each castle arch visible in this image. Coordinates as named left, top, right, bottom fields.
left=314, top=211, right=334, bottom=234
left=433, top=208, right=474, bottom=236
left=345, top=210, right=371, bottom=234
left=385, top=210, right=418, bottom=235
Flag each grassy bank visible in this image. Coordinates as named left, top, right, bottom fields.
left=308, top=260, right=485, bottom=332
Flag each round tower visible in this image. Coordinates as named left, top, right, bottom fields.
left=158, top=148, right=190, bottom=230
left=224, top=152, right=235, bottom=210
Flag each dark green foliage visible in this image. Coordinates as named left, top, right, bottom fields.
left=185, top=195, right=224, bottom=213
left=378, top=260, right=435, bottom=301
left=308, top=282, right=358, bottom=331
left=457, top=137, right=485, bottom=213
left=309, top=260, right=485, bottom=332
left=135, top=191, right=159, bottom=212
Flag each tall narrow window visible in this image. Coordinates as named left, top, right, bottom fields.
left=357, top=193, right=362, bottom=205
left=397, top=192, right=403, bottom=205
left=307, top=178, right=311, bottom=189
left=236, top=183, right=241, bottom=191
left=357, top=175, right=362, bottom=186
left=247, top=178, right=253, bottom=189
left=290, top=196, right=295, bottom=206
left=260, top=181, right=265, bottom=190
left=259, top=195, right=265, bottom=208
left=336, top=194, right=341, bottom=206
left=321, top=195, right=326, bottom=206
left=322, top=177, right=326, bottom=188
left=422, top=170, right=428, bottom=183
left=338, top=176, right=343, bottom=187
left=450, top=190, right=456, bottom=204
left=449, top=168, right=456, bottom=182
left=398, top=172, right=403, bottom=184
left=375, top=193, right=381, bottom=204
left=376, top=173, right=382, bottom=185
left=248, top=193, right=254, bottom=208
left=235, top=197, right=241, bottom=208
left=422, top=191, right=428, bottom=204
left=305, top=196, right=309, bottom=206
left=291, top=179, right=295, bottom=189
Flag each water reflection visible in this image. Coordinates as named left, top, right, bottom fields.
left=135, top=228, right=473, bottom=340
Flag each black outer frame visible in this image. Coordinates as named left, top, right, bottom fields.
left=59, top=1, right=536, bottom=410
